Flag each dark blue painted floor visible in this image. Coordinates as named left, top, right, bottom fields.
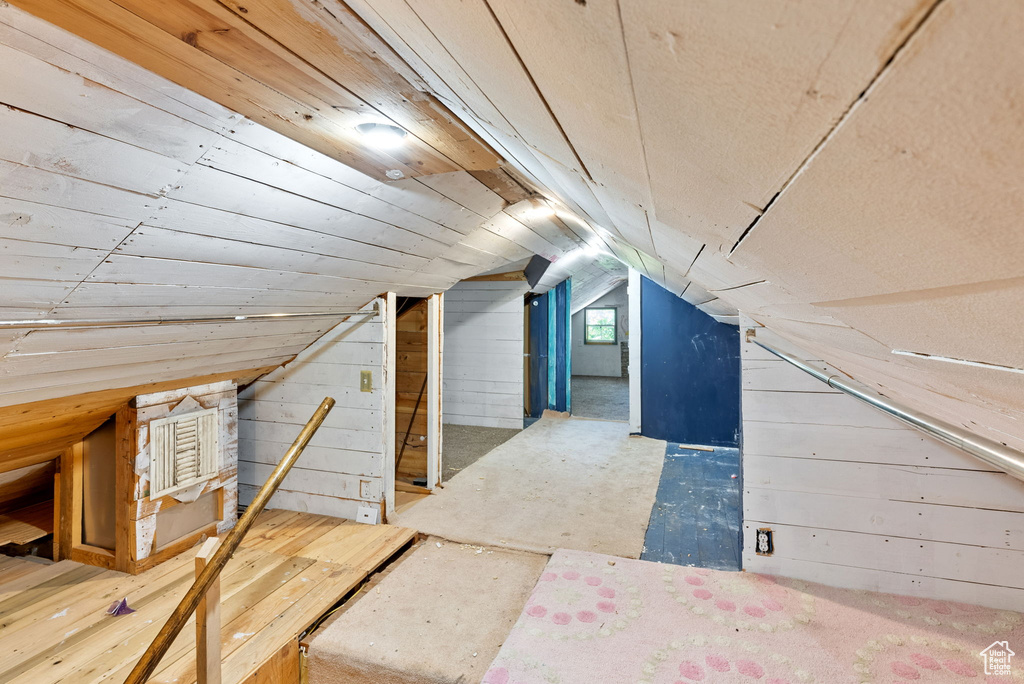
left=641, top=443, right=742, bottom=571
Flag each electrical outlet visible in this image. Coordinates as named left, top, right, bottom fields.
left=360, top=370, right=373, bottom=392
left=356, top=506, right=379, bottom=525
left=756, top=528, right=774, bottom=556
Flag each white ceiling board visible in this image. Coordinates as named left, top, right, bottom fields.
left=0, top=159, right=154, bottom=223
left=0, top=8, right=575, bottom=414
left=816, top=278, right=1024, bottom=370
left=570, top=255, right=628, bottom=312
left=0, top=238, right=108, bottom=282
left=415, top=171, right=507, bottom=219
left=0, top=39, right=220, bottom=163
left=0, top=105, right=188, bottom=197
left=620, top=0, right=935, bottom=250
left=395, top=0, right=582, bottom=174
left=503, top=205, right=582, bottom=254
left=12, top=317, right=335, bottom=354
left=698, top=298, right=740, bottom=319
left=775, top=335, right=1024, bottom=454
left=486, top=0, right=662, bottom=256
left=113, top=227, right=444, bottom=288
left=169, top=164, right=463, bottom=250
left=146, top=199, right=445, bottom=265
left=0, top=197, right=141, bottom=251
left=647, top=214, right=704, bottom=276
left=731, top=0, right=1024, bottom=301
left=0, top=5, right=237, bottom=129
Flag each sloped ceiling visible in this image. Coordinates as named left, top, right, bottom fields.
left=1, top=0, right=1022, bottom=460
left=0, top=4, right=602, bottom=458
left=339, top=0, right=1024, bottom=453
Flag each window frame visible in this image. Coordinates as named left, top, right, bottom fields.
left=583, top=306, right=618, bottom=345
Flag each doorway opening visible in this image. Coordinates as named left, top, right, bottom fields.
left=394, top=297, right=430, bottom=492
left=570, top=281, right=629, bottom=421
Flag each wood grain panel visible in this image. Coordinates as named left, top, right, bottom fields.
left=8, top=0, right=499, bottom=180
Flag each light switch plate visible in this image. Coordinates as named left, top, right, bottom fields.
left=360, top=370, right=373, bottom=392
left=356, top=506, right=379, bottom=525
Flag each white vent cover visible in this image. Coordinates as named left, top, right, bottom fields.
left=150, top=408, right=219, bottom=499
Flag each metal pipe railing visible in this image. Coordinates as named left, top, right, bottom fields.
left=0, top=310, right=377, bottom=331
left=124, top=397, right=336, bottom=684
left=747, top=330, right=1024, bottom=483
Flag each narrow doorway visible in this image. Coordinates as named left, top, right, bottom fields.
left=569, top=281, right=630, bottom=421
left=392, top=294, right=442, bottom=516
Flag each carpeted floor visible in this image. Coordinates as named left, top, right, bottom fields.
left=308, top=538, right=548, bottom=684
left=486, top=548, right=1024, bottom=683
left=442, top=423, right=522, bottom=482
left=392, top=413, right=666, bottom=558
left=570, top=375, right=629, bottom=421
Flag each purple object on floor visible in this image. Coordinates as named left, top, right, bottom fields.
left=107, top=597, right=135, bottom=616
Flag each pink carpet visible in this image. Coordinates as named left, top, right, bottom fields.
left=485, top=550, right=1024, bottom=683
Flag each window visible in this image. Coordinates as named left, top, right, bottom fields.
left=584, top=307, right=617, bottom=344
left=150, top=408, right=219, bottom=499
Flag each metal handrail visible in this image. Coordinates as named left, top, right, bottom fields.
left=747, top=330, right=1024, bottom=482
left=124, top=397, right=336, bottom=684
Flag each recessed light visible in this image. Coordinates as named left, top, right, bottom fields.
left=356, top=122, right=408, bottom=149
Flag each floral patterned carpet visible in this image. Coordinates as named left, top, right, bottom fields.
left=485, top=549, right=1024, bottom=683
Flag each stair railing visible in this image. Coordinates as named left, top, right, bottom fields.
left=124, top=397, right=336, bottom=684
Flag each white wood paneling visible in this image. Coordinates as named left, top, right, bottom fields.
left=442, top=281, right=528, bottom=429
left=0, top=2, right=591, bottom=418
left=236, top=302, right=386, bottom=520
left=628, top=268, right=642, bottom=433
left=742, top=317, right=1024, bottom=608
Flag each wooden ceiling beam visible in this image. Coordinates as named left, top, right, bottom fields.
left=9, top=0, right=501, bottom=181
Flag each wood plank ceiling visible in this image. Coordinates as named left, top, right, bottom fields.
left=0, top=3, right=602, bottom=461
left=1, top=0, right=1023, bottom=462
left=8, top=0, right=501, bottom=180
left=337, top=0, right=1024, bottom=455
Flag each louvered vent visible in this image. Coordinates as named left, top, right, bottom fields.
left=150, top=408, right=219, bottom=499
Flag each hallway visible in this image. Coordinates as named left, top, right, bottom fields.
left=391, top=413, right=665, bottom=558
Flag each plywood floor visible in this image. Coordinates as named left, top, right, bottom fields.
left=0, top=509, right=416, bottom=684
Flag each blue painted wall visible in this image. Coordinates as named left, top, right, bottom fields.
left=640, top=276, right=740, bottom=447
left=526, top=294, right=548, bottom=417
left=546, top=279, right=572, bottom=412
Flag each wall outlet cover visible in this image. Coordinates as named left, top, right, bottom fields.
left=356, top=506, right=379, bottom=525
left=756, top=527, right=774, bottom=556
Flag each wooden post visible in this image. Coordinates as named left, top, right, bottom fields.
left=195, top=537, right=221, bottom=684
left=52, top=470, right=62, bottom=560
left=114, top=403, right=137, bottom=573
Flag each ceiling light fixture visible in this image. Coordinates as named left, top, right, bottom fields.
left=355, top=122, right=408, bottom=149
left=523, top=201, right=555, bottom=220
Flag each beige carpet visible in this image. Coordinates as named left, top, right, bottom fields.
left=393, top=414, right=666, bottom=558
left=307, top=538, right=548, bottom=684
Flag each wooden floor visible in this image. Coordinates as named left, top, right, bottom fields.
left=641, top=444, right=742, bottom=571
left=0, top=509, right=416, bottom=683
left=0, top=500, right=53, bottom=546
